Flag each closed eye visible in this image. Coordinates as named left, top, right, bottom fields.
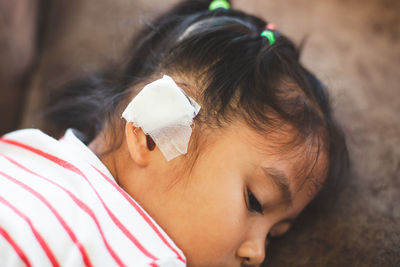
left=247, top=189, right=263, bottom=214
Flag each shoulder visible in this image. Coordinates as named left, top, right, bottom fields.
left=1, top=128, right=57, bottom=143
left=0, top=128, right=63, bottom=159
left=0, top=129, right=187, bottom=266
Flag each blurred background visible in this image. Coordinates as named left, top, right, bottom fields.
left=0, top=0, right=399, bottom=266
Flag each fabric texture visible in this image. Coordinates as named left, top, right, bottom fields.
left=0, top=129, right=186, bottom=267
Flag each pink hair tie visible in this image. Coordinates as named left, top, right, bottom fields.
left=266, top=23, right=276, bottom=31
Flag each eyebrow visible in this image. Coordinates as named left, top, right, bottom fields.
left=262, top=167, right=293, bottom=206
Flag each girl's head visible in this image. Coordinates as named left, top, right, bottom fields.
left=47, top=0, right=349, bottom=265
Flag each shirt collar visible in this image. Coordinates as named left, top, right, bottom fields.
left=61, top=129, right=115, bottom=181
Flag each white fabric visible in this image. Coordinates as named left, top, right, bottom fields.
left=122, top=75, right=201, bottom=161
left=0, top=129, right=186, bottom=267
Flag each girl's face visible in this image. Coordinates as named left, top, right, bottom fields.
left=105, top=121, right=326, bottom=267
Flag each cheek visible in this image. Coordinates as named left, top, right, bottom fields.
left=170, top=169, right=248, bottom=260
left=141, top=146, right=251, bottom=263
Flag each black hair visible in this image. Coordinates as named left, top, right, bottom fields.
left=46, top=0, right=349, bottom=193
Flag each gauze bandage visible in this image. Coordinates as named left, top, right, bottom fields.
left=122, top=75, right=201, bottom=161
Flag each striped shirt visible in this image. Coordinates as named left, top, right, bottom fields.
left=0, top=129, right=186, bottom=267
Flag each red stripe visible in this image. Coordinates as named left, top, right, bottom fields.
left=93, top=166, right=186, bottom=263
left=0, top=138, right=160, bottom=262
left=0, top=171, right=92, bottom=267
left=2, top=155, right=126, bottom=267
left=0, top=196, right=58, bottom=267
left=0, top=225, right=32, bottom=267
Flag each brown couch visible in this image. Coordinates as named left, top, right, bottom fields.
left=1, top=0, right=399, bottom=266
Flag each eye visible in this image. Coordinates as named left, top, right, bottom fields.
left=247, top=189, right=263, bottom=214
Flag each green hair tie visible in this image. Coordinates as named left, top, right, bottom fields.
left=209, top=0, right=230, bottom=11
left=260, top=30, right=276, bottom=45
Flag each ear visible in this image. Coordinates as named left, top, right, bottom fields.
left=125, top=122, right=155, bottom=167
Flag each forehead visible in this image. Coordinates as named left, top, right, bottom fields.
left=205, top=121, right=328, bottom=199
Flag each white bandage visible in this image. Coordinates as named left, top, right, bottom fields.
left=122, top=75, right=201, bottom=161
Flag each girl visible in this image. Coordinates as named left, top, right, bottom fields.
left=0, top=0, right=349, bottom=266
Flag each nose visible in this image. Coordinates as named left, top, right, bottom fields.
left=237, top=239, right=266, bottom=266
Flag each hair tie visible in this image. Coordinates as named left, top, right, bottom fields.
left=266, top=23, right=276, bottom=31
left=209, top=0, right=230, bottom=11
left=260, top=24, right=277, bottom=45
